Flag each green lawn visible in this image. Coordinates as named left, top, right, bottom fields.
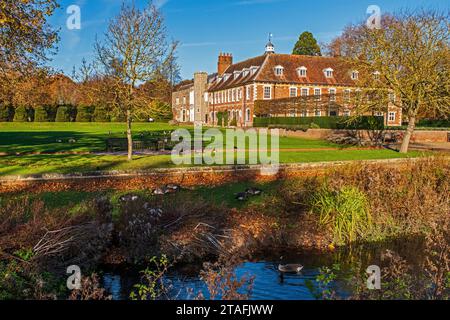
left=0, top=122, right=182, bottom=154
left=0, top=122, right=427, bottom=176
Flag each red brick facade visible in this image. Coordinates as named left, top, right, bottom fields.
left=172, top=44, right=403, bottom=127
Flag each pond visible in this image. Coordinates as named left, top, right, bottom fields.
left=102, top=237, right=426, bottom=300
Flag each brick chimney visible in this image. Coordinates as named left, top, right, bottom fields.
left=218, top=53, right=233, bottom=75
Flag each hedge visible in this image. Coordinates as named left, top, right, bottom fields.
left=253, top=116, right=385, bottom=130
left=13, top=106, right=30, bottom=122
left=93, top=106, right=110, bottom=122
left=55, top=106, right=71, bottom=122
left=34, top=106, right=49, bottom=122
left=0, top=105, right=14, bottom=122
left=415, top=119, right=450, bottom=128
left=76, top=105, right=94, bottom=122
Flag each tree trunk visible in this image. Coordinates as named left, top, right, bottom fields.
left=126, top=109, right=133, bottom=161
left=399, top=116, right=416, bottom=154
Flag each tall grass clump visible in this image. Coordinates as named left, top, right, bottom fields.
left=311, top=186, right=372, bottom=245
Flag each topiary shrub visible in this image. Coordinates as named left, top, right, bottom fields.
left=93, top=105, right=110, bottom=122
left=34, top=106, right=49, bottom=122
left=55, top=106, right=71, bottom=122
left=0, top=104, right=14, bottom=122
left=13, top=106, right=29, bottom=122
left=76, top=105, right=93, bottom=122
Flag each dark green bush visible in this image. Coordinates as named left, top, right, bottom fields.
left=13, top=106, right=29, bottom=122
left=254, top=116, right=384, bottom=130
left=55, top=106, right=71, bottom=122
left=93, top=105, right=110, bottom=122
left=76, top=105, right=93, bottom=122
left=0, top=105, right=14, bottom=122
left=33, top=106, right=49, bottom=122
left=415, top=119, right=450, bottom=128
left=217, top=112, right=224, bottom=127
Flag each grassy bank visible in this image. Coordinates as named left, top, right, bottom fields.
left=0, top=157, right=448, bottom=299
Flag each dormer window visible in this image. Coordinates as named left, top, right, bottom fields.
left=250, top=66, right=259, bottom=75
left=223, top=73, right=230, bottom=81
left=297, top=66, right=307, bottom=77
left=274, top=65, right=284, bottom=76
left=242, top=68, right=250, bottom=77
left=351, top=71, right=359, bottom=80
left=234, top=71, right=240, bottom=80
left=324, top=68, right=334, bottom=78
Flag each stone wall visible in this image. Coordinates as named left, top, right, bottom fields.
left=272, top=128, right=449, bottom=143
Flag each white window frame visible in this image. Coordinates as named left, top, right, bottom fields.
left=297, top=66, right=307, bottom=77
left=274, top=65, right=284, bottom=76
left=289, top=87, right=298, bottom=97
left=246, top=86, right=251, bottom=101
left=301, top=110, right=307, bottom=117
left=329, top=88, right=336, bottom=102
left=301, top=88, right=309, bottom=97
left=176, top=97, right=180, bottom=105
left=246, top=108, right=251, bottom=122
left=324, top=68, right=334, bottom=78
left=343, top=110, right=351, bottom=117
left=263, top=86, right=272, bottom=100
left=351, top=71, right=359, bottom=80
left=388, top=112, right=396, bottom=122
left=314, top=88, right=322, bottom=101
left=315, top=109, right=322, bottom=117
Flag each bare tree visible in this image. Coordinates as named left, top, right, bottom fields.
left=94, top=1, right=177, bottom=160
left=329, top=10, right=450, bottom=153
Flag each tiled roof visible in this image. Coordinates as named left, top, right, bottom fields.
left=208, top=54, right=356, bottom=92
left=256, top=54, right=355, bottom=86
left=208, top=55, right=267, bottom=91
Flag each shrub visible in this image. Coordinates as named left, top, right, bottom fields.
left=76, top=105, right=93, bottom=122
left=311, top=186, right=372, bottom=245
left=13, top=106, right=30, bottom=122
left=33, top=106, right=49, bottom=122
left=229, top=117, right=237, bottom=127
left=0, top=104, right=14, bottom=122
left=415, top=119, right=450, bottom=128
left=93, top=106, right=110, bottom=122
left=253, top=116, right=384, bottom=130
left=217, top=112, right=224, bottom=127
left=55, top=106, right=71, bottom=122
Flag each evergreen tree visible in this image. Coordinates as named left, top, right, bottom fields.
left=292, top=31, right=322, bottom=56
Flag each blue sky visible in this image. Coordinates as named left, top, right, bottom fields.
left=49, top=0, right=449, bottom=80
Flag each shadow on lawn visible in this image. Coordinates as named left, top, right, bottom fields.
left=0, top=131, right=108, bottom=154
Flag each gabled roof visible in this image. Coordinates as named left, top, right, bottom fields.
left=208, top=54, right=356, bottom=92
left=208, top=55, right=267, bottom=91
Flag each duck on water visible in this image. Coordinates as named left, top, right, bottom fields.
left=278, top=256, right=303, bottom=276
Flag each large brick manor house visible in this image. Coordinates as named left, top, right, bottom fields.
left=172, top=40, right=402, bottom=127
